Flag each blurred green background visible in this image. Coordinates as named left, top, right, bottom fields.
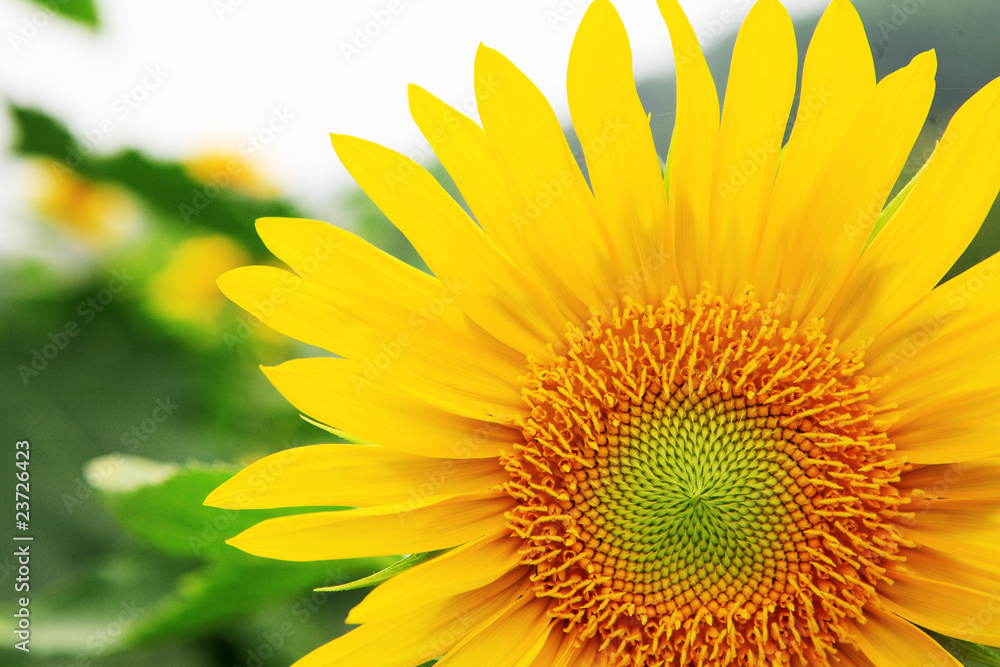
left=1, top=1, right=999, bottom=666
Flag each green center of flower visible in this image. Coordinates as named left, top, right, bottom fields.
left=591, top=390, right=804, bottom=604
left=502, top=290, right=909, bottom=666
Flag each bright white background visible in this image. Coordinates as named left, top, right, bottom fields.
left=0, top=0, right=829, bottom=251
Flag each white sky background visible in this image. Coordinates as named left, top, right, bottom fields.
left=0, top=0, right=829, bottom=252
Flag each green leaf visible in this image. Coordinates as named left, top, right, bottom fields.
left=87, top=455, right=397, bottom=648
left=316, top=549, right=449, bottom=593
left=86, top=454, right=314, bottom=559
left=927, top=630, right=1000, bottom=667
left=7, top=104, right=303, bottom=254
left=24, top=0, right=99, bottom=28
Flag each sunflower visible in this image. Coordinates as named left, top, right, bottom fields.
left=206, top=0, right=1000, bottom=664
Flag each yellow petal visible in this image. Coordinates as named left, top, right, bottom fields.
left=774, top=50, right=936, bottom=322
left=826, top=75, right=1000, bottom=349
left=656, top=0, right=719, bottom=297
left=228, top=494, right=513, bottom=561
left=293, top=569, right=526, bottom=667
left=899, top=545, right=1000, bottom=594
left=847, top=605, right=959, bottom=667
left=877, top=311, right=1000, bottom=410
left=256, top=216, right=446, bottom=304
left=218, top=265, right=524, bottom=421
left=898, top=459, right=1000, bottom=500
left=524, top=623, right=566, bottom=667
left=348, top=531, right=523, bottom=623
left=554, top=636, right=606, bottom=667
left=865, top=252, right=1000, bottom=372
left=833, top=643, right=876, bottom=667
left=750, top=0, right=875, bottom=300
left=567, top=0, right=670, bottom=305
left=330, top=133, right=568, bottom=357
left=407, top=85, right=588, bottom=323
left=474, top=45, right=618, bottom=311
left=436, top=597, right=552, bottom=667
left=881, top=568, right=1000, bottom=645
left=255, top=217, right=525, bottom=370
left=887, top=386, right=1000, bottom=464
left=902, top=497, right=1000, bottom=562
left=204, top=444, right=507, bottom=510
left=708, top=0, right=796, bottom=301
left=263, top=358, right=522, bottom=458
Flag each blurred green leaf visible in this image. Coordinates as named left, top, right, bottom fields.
left=928, top=630, right=1000, bottom=667
left=87, top=455, right=396, bottom=647
left=24, top=0, right=99, bottom=28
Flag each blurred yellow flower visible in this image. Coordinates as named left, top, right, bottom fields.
left=147, top=235, right=250, bottom=328
left=32, top=160, right=139, bottom=247
left=184, top=151, right=278, bottom=198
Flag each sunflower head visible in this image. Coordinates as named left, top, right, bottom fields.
left=207, top=0, right=1000, bottom=665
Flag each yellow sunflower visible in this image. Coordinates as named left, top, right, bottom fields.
left=206, top=0, right=1000, bottom=664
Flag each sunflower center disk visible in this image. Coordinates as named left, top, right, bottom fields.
left=502, top=290, right=910, bottom=666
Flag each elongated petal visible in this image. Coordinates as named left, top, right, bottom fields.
left=866, top=252, right=1000, bottom=371
left=256, top=216, right=448, bottom=305
left=881, top=569, right=1000, bottom=645
left=525, top=625, right=567, bottom=667
left=750, top=0, right=875, bottom=301
left=833, top=643, right=876, bottom=667
left=902, top=498, right=1000, bottom=561
left=899, top=545, right=1000, bottom=594
left=886, top=386, right=1000, bottom=464
left=567, top=0, right=670, bottom=305
left=474, top=45, right=618, bottom=312
left=878, top=311, right=1000, bottom=409
left=708, top=0, right=796, bottom=301
left=348, top=531, right=523, bottom=623
left=293, top=569, right=526, bottom=667
left=228, top=494, right=513, bottom=561
left=827, top=75, right=1000, bottom=349
left=330, top=133, right=568, bottom=356
left=656, top=0, right=719, bottom=297
left=436, top=597, right=552, bottom=667
left=263, top=358, right=521, bottom=457
left=205, top=444, right=506, bottom=510
left=847, top=605, right=960, bottom=667
left=407, top=85, right=588, bottom=323
left=775, top=51, right=936, bottom=321
left=898, top=459, right=1000, bottom=500
left=218, top=265, right=524, bottom=421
